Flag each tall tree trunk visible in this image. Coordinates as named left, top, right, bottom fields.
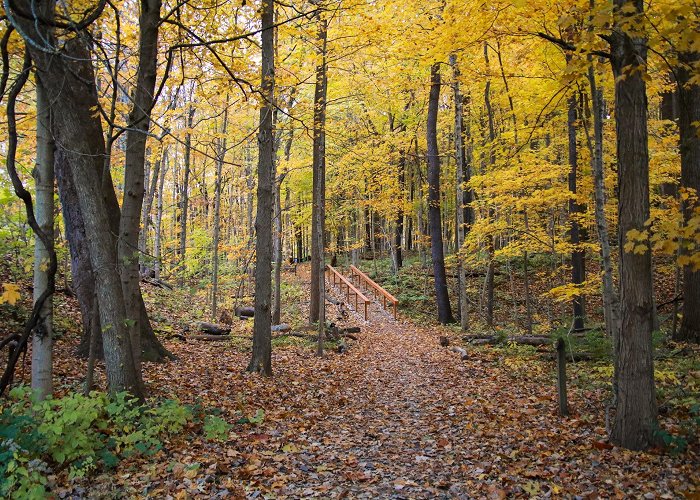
left=451, top=54, right=469, bottom=331
left=676, top=50, right=700, bottom=343
left=567, top=92, right=586, bottom=330
left=310, top=8, right=328, bottom=327
left=31, top=80, right=54, bottom=400
left=178, top=105, right=195, bottom=286
left=118, top=0, right=162, bottom=390
left=427, top=63, right=455, bottom=325
left=154, top=148, right=168, bottom=280
left=587, top=62, right=620, bottom=340
left=248, top=0, right=274, bottom=375
left=141, top=155, right=161, bottom=261
left=484, top=43, right=496, bottom=327
left=608, top=0, right=658, bottom=450
left=212, top=107, right=229, bottom=320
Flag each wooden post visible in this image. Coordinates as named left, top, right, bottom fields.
left=556, top=338, right=569, bottom=416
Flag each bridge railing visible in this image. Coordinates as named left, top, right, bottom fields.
left=325, top=265, right=371, bottom=320
left=349, top=265, right=399, bottom=319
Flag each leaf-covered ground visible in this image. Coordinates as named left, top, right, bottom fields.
left=5, top=263, right=699, bottom=498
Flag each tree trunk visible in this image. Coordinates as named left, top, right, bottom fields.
left=451, top=54, right=469, bottom=331
left=567, top=92, right=586, bottom=330
left=677, top=50, right=700, bottom=343
left=178, top=105, right=195, bottom=286
left=587, top=61, right=620, bottom=341
left=608, top=0, right=658, bottom=450
left=310, top=10, right=328, bottom=326
left=31, top=80, right=54, bottom=400
left=118, top=0, right=162, bottom=391
left=212, top=106, right=229, bottom=320
left=154, top=148, right=169, bottom=280
left=427, top=63, right=455, bottom=324
left=26, top=29, right=141, bottom=396
left=248, top=0, right=274, bottom=375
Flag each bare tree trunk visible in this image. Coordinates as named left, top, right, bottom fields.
left=31, top=80, right=54, bottom=400
left=427, top=63, right=455, bottom=324
left=212, top=106, right=229, bottom=320
left=154, top=148, right=168, bottom=281
left=118, top=0, right=162, bottom=392
left=178, top=105, right=195, bottom=286
left=587, top=5, right=620, bottom=342
left=310, top=8, right=328, bottom=328
left=567, top=91, right=586, bottom=330
left=451, top=54, right=468, bottom=331
left=677, top=50, right=700, bottom=343
left=248, top=0, right=274, bottom=375
left=484, top=43, right=496, bottom=327
left=608, top=0, right=658, bottom=450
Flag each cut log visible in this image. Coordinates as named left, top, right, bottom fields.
left=271, top=323, right=291, bottom=333
left=235, top=306, right=255, bottom=318
left=196, top=322, right=231, bottom=335
left=450, top=346, right=468, bottom=360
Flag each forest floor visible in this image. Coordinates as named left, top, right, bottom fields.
left=2, top=262, right=699, bottom=498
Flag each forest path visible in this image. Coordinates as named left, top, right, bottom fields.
left=143, top=264, right=692, bottom=498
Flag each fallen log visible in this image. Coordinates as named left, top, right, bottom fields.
left=142, top=277, right=174, bottom=290
left=235, top=306, right=255, bottom=318
left=463, top=335, right=554, bottom=346
left=191, top=334, right=232, bottom=341
left=271, top=323, right=291, bottom=333
left=196, top=322, right=231, bottom=335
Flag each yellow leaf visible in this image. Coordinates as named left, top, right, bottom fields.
left=0, top=283, right=20, bottom=306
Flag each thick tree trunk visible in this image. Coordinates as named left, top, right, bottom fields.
left=677, top=51, right=700, bottom=343
left=31, top=80, right=54, bottom=399
left=427, top=63, right=455, bottom=324
left=608, top=0, right=658, bottom=450
left=248, top=0, right=274, bottom=375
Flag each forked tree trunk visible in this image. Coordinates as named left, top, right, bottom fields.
left=608, top=0, right=658, bottom=450
left=248, top=0, right=275, bottom=375
left=427, top=63, right=455, bottom=324
left=25, top=29, right=141, bottom=396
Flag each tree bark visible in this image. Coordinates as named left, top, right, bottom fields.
left=608, top=0, right=658, bottom=450
left=310, top=8, right=328, bottom=327
left=451, top=54, right=469, bottom=331
left=567, top=91, right=586, bottom=330
left=248, top=0, right=275, bottom=375
left=119, top=0, right=162, bottom=392
left=677, top=50, right=700, bottom=343
left=178, top=105, right=195, bottom=286
left=212, top=106, right=229, bottom=320
left=31, top=80, right=54, bottom=400
left=427, top=63, right=455, bottom=324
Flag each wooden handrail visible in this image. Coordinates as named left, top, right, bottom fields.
left=349, top=265, right=398, bottom=319
left=325, top=265, right=370, bottom=320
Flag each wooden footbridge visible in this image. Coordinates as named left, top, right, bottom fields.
left=325, top=264, right=398, bottom=320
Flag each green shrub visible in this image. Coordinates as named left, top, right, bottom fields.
left=0, top=388, right=217, bottom=497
